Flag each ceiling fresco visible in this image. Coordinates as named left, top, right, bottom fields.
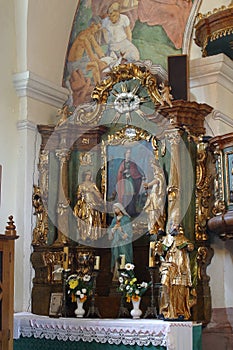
left=62, top=0, right=194, bottom=108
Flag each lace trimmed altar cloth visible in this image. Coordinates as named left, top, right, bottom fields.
left=14, top=312, right=199, bottom=350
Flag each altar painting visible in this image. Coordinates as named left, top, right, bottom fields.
left=102, top=129, right=161, bottom=231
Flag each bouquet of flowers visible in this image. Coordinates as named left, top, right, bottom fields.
left=67, top=274, right=93, bottom=303
left=118, top=263, right=151, bottom=303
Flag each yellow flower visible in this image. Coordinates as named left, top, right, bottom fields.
left=69, top=279, right=79, bottom=289
left=130, top=278, right=137, bottom=285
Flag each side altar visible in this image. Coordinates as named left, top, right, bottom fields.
left=31, top=62, right=214, bottom=325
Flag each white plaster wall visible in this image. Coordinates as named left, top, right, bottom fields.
left=189, top=54, right=233, bottom=136
left=208, top=237, right=233, bottom=308
left=27, top=0, right=78, bottom=85
left=0, top=0, right=18, bottom=230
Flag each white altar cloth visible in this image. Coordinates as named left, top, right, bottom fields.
left=14, top=312, right=196, bottom=350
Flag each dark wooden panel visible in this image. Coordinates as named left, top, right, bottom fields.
left=168, top=55, right=188, bottom=101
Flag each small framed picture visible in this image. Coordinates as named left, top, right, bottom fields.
left=53, top=264, right=63, bottom=281
left=49, top=292, right=63, bottom=317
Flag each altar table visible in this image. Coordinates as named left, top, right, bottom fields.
left=13, top=312, right=202, bottom=350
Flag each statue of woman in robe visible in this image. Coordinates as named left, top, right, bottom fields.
left=73, top=170, right=105, bottom=241
left=143, top=160, right=166, bottom=235
left=108, top=202, right=133, bottom=280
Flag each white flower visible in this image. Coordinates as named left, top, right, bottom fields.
left=125, top=263, right=134, bottom=271
left=126, top=285, right=130, bottom=290
left=52, top=267, right=64, bottom=274
left=76, top=290, right=81, bottom=296
left=80, top=294, right=85, bottom=299
left=119, top=276, right=123, bottom=283
left=121, top=272, right=128, bottom=277
left=81, top=288, right=87, bottom=294
left=67, top=274, right=78, bottom=281
left=135, top=289, right=140, bottom=295
left=141, top=282, right=148, bottom=288
left=127, top=287, right=133, bottom=293
left=83, top=274, right=91, bottom=282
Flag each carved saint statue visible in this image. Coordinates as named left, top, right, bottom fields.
left=108, top=202, right=133, bottom=281
left=155, top=224, right=196, bottom=320
left=73, top=170, right=105, bottom=241
left=32, top=185, right=48, bottom=246
left=143, top=160, right=166, bottom=235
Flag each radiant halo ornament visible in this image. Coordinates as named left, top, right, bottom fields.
left=110, top=81, right=152, bottom=124
left=92, top=63, right=165, bottom=125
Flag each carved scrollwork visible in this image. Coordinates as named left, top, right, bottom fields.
left=92, top=63, right=164, bottom=106
left=32, top=185, right=48, bottom=246
left=196, top=246, right=214, bottom=281
left=107, top=125, right=151, bottom=145
left=76, top=251, right=95, bottom=276
left=72, top=101, right=104, bottom=125
left=55, top=148, right=71, bottom=164
left=57, top=199, right=71, bottom=216
left=195, top=140, right=213, bottom=241
left=44, top=251, right=64, bottom=283
left=38, top=150, right=49, bottom=203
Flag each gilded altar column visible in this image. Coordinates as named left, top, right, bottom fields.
left=54, top=148, right=71, bottom=245
left=33, top=125, right=55, bottom=246
left=165, top=130, right=182, bottom=231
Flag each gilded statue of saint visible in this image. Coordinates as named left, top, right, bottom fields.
left=73, top=170, right=105, bottom=241
left=143, top=160, right=166, bottom=235
left=155, top=224, right=196, bottom=320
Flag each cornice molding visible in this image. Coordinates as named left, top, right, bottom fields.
left=211, top=109, right=233, bottom=128
left=189, top=53, right=233, bottom=94
left=12, top=71, right=69, bottom=108
left=17, top=119, right=37, bottom=132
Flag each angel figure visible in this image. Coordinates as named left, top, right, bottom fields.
left=56, top=104, right=72, bottom=127
left=159, top=80, right=173, bottom=107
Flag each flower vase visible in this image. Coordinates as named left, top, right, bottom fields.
left=75, top=299, right=86, bottom=318
left=130, top=297, right=142, bottom=319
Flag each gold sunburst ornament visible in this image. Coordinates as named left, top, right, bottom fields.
left=92, top=63, right=171, bottom=125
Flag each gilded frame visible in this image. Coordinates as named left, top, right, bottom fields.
left=101, top=126, right=158, bottom=226
left=225, top=150, right=233, bottom=206
left=49, top=292, right=63, bottom=317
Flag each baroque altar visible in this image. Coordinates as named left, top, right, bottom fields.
left=31, top=62, right=215, bottom=325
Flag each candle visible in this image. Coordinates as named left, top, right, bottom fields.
left=149, top=241, right=155, bottom=267
left=119, top=254, right=125, bottom=269
left=63, top=247, right=69, bottom=270
left=94, top=256, right=100, bottom=270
